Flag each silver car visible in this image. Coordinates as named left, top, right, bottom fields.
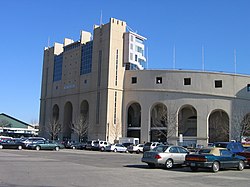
left=141, top=145, right=189, bottom=169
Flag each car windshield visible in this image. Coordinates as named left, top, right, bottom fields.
left=153, top=146, right=169, bottom=152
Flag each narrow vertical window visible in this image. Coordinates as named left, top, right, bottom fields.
left=114, top=92, right=117, bottom=124
left=115, top=49, right=118, bottom=86
left=96, top=92, right=100, bottom=124
left=97, top=50, right=102, bottom=87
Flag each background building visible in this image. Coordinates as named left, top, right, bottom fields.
left=0, top=113, right=38, bottom=137
left=39, top=18, right=250, bottom=146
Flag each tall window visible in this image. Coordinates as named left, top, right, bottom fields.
left=115, top=50, right=118, bottom=86
left=53, top=54, right=63, bottom=82
left=114, top=92, right=117, bottom=124
left=80, top=41, right=93, bottom=75
left=97, top=50, right=102, bottom=87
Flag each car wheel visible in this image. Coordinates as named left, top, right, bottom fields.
left=55, top=146, right=60, bottom=151
left=72, top=146, right=76, bottom=150
left=0, top=145, right=3, bottom=149
left=36, top=146, right=41, bottom=151
left=18, top=145, right=22, bottom=150
left=113, top=149, right=117, bottom=152
left=237, top=160, right=244, bottom=171
left=165, top=159, right=174, bottom=169
left=148, top=163, right=156, bottom=168
left=136, top=150, right=140, bottom=154
left=190, top=166, right=198, bottom=172
left=100, top=147, right=105, bottom=152
left=212, top=161, right=220, bottom=172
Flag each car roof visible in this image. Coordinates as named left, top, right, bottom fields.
left=200, top=147, right=227, bottom=156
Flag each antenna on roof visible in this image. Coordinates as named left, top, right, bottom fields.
left=47, top=36, right=50, bottom=48
left=173, top=44, right=176, bottom=69
left=234, top=48, right=237, bottom=74
left=100, top=10, right=103, bottom=25
left=146, top=47, right=149, bottom=69
left=126, top=25, right=135, bottom=33
left=202, top=45, right=205, bottom=71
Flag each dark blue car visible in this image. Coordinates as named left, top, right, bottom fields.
left=185, top=147, right=247, bottom=172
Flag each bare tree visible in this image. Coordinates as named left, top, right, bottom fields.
left=46, top=119, right=61, bottom=140
left=231, top=110, right=250, bottom=142
left=71, top=115, right=88, bottom=142
left=110, top=118, right=121, bottom=143
left=151, top=105, right=177, bottom=143
left=209, top=112, right=229, bottom=142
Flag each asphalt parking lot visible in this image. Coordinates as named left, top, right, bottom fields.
left=0, top=149, right=250, bottom=187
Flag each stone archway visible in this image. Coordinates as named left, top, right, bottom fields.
left=208, top=110, right=229, bottom=143
left=178, top=105, right=197, bottom=137
left=150, top=103, right=168, bottom=143
left=127, top=102, right=141, bottom=139
left=63, top=102, right=73, bottom=140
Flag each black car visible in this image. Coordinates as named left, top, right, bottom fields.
left=65, top=141, right=86, bottom=149
left=0, top=139, right=24, bottom=150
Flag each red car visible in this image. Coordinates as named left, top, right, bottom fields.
left=237, top=147, right=250, bottom=166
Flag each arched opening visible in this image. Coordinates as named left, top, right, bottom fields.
left=63, top=102, right=73, bottom=141
left=127, top=103, right=141, bottom=139
left=178, top=105, right=197, bottom=146
left=150, top=103, right=168, bottom=143
left=52, top=104, right=59, bottom=122
left=178, top=105, right=197, bottom=136
left=78, top=100, right=89, bottom=142
left=241, top=113, right=250, bottom=137
left=209, top=110, right=229, bottom=143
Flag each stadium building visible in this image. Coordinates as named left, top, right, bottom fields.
left=39, top=18, right=250, bottom=146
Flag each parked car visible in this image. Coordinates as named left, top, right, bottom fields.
left=0, top=139, right=24, bottom=150
left=122, top=142, right=134, bottom=148
left=85, top=140, right=96, bottom=150
left=21, top=137, right=46, bottom=148
left=27, top=140, right=62, bottom=151
left=237, top=147, right=250, bottom=166
left=212, top=141, right=244, bottom=153
left=141, top=145, right=189, bottom=169
left=105, top=144, right=128, bottom=152
left=127, top=144, right=144, bottom=154
left=185, top=147, right=247, bottom=172
left=92, top=140, right=110, bottom=151
left=143, top=142, right=163, bottom=152
left=64, top=141, right=86, bottom=149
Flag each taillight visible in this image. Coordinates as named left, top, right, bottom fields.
left=186, top=156, right=207, bottom=162
left=155, top=154, right=162, bottom=159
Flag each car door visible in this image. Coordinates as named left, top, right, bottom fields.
left=219, top=150, right=238, bottom=168
left=169, top=146, right=181, bottom=164
left=177, top=147, right=189, bottom=163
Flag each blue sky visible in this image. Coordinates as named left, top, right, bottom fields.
left=1, top=0, right=250, bottom=124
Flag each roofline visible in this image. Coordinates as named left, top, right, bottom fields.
left=0, top=113, right=33, bottom=128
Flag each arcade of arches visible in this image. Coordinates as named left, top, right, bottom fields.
left=126, top=102, right=250, bottom=145
left=50, top=100, right=89, bottom=141
left=48, top=101, right=250, bottom=145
